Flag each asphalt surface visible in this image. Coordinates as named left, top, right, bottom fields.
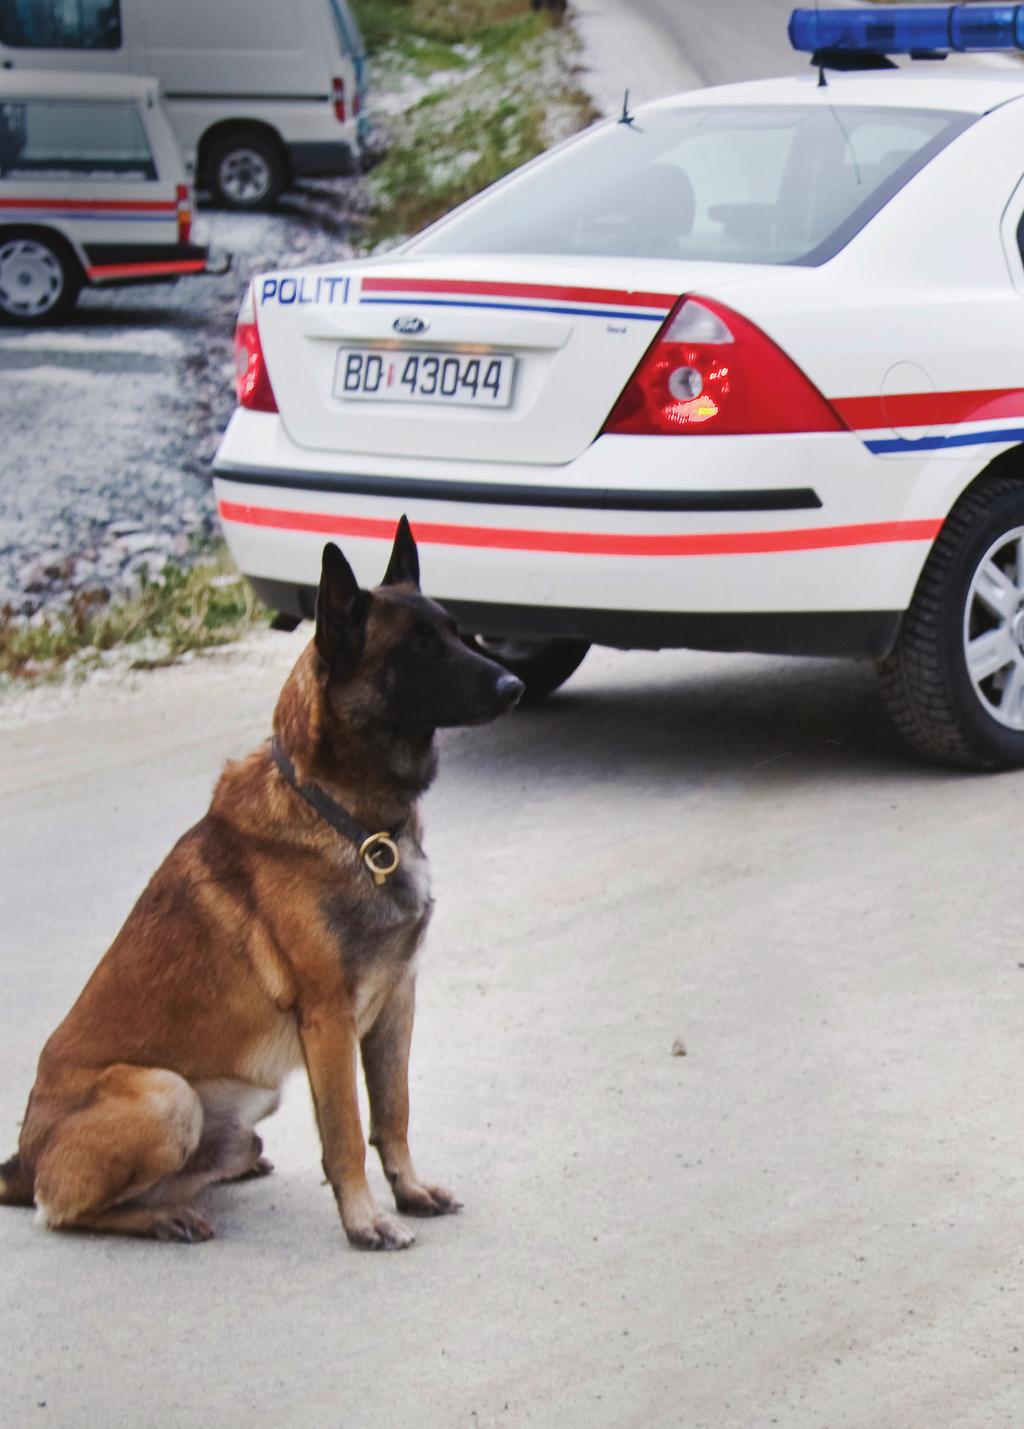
left=576, top=0, right=809, bottom=111
left=2, top=634, right=1024, bottom=1428
left=634, top=0, right=807, bottom=86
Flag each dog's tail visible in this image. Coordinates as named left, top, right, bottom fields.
left=0, top=1153, right=34, bottom=1207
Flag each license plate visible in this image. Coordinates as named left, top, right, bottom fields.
left=334, top=348, right=516, bottom=408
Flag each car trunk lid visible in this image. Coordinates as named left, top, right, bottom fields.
left=255, top=255, right=770, bottom=466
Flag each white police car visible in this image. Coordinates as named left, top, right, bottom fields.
left=0, top=71, right=212, bottom=324
left=216, top=5, right=1024, bottom=768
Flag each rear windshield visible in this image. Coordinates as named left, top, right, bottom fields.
left=411, top=104, right=973, bottom=267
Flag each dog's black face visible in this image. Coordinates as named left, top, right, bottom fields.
left=314, top=519, right=524, bottom=731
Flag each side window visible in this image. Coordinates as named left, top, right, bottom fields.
left=0, top=100, right=156, bottom=180
left=0, top=0, right=121, bottom=50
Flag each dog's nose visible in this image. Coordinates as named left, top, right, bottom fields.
left=495, top=672, right=525, bottom=710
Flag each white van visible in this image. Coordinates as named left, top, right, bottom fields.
left=0, top=0, right=367, bottom=210
left=0, top=69, right=212, bottom=323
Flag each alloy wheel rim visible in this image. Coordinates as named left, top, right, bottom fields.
left=220, top=149, right=272, bottom=202
left=963, top=524, right=1024, bottom=731
left=0, top=239, right=63, bottom=316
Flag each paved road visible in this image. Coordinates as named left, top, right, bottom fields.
left=576, top=0, right=809, bottom=111
left=2, top=634, right=1024, bottom=1428
left=635, top=0, right=807, bottom=86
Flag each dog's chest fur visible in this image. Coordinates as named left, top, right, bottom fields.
left=321, top=835, right=433, bottom=1034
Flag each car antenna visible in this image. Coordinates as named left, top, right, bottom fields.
left=618, top=88, right=635, bottom=126
left=815, top=0, right=827, bottom=86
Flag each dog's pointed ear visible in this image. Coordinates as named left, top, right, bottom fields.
left=315, top=542, right=368, bottom=669
left=381, top=515, right=420, bottom=589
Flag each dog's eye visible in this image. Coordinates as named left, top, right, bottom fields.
left=410, top=624, right=442, bottom=656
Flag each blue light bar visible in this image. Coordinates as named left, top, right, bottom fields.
left=789, top=5, right=1024, bottom=56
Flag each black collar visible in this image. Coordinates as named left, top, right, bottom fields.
left=270, top=737, right=406, bottom=886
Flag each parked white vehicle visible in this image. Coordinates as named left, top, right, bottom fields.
left=0, top=69, right=213, bottom=323
left=216, top=12, right=1024, bottom=768
left=0, top=0, right=367, bottom=209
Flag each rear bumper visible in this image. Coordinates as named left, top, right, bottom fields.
left=84, top=242, right=212, bottom=284
left=286, top=140, right=358, bottom=178
left=212, top=410, right=951, bottom=655
left=247, top=574, right=901, bottom=656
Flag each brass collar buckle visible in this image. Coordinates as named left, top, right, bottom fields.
left=359, top=831, right=401, bottom=887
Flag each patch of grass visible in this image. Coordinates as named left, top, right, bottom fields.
left=0, top=545, right=268, bottom=684
left=366, top=89, right=548, bottom=241
left=354, top=0, right=539, bottom=53
left=392, top=35, right=470, bottom=75
left=356, top=0, right=597, bottom=246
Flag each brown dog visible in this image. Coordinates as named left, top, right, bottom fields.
left=0, top=519, right=522, bottom=1248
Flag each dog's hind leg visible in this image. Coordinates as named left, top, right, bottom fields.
left=0, top=1154, right=35, bottom=1207
left=33, top=1064, right=210, bottom=1242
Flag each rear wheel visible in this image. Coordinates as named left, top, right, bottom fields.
left=466, top=635, right=589, bottom=702
left=0, top=233, right=80, bottom=324
left=207, top=133, right=285, bottom=210
left=879, top=476, right=1024, bottom=769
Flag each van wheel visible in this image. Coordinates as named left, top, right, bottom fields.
left=879, top=476, right=1024, bottom=769
left=208, top=134, right=284, bottom=210
left=466, top=635, right=589, bottom=702
left=0, top=233, right=80, bottom=324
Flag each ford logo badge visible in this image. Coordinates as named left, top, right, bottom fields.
left=393, top=316, right=427, bottom=335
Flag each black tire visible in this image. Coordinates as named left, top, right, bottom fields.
left=207, top=132, right=285, bottom=211
left=0, top=230, right=80, bottom=325
left=878, top=474, right=1024, bottom=769
left=466, top=635, right=589, bottom=703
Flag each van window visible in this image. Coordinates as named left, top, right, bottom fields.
left=0, top=99, right=155, bottom=180
left=0, top=0, right=121, bottom=50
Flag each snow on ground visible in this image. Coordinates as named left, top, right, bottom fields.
left=0, top=187, right=360, bottom=616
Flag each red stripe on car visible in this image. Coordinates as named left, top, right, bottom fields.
left=217, top=500, right=941, bottom=556
left=836, top=387, right=1024, bottom=430
left=360, top=276, right=677, bottom=310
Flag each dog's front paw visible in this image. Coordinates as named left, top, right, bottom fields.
left=394, top=1179, right=463, bottom=1218
left=345, top=1211, right=416, bottom=1251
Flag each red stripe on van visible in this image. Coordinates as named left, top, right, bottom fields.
left=0, top=197, right=177, bottom=213
left=86, top=259, right=206, bottom=281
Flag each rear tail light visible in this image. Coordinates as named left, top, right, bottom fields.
left=332, top=76, right=346, bottom=122
left=234, top=284, right=278, bottom=413
left=175, top=182, right=192, bottom=246
left=601, top=295, right=846, bottom=437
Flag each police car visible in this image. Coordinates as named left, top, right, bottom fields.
left=216, top=5, right=1024, bottom=769
left=0, top=71, right=212, bottom=324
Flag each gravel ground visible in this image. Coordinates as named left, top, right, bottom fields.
left=0, top=182, right=364, bottom=616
